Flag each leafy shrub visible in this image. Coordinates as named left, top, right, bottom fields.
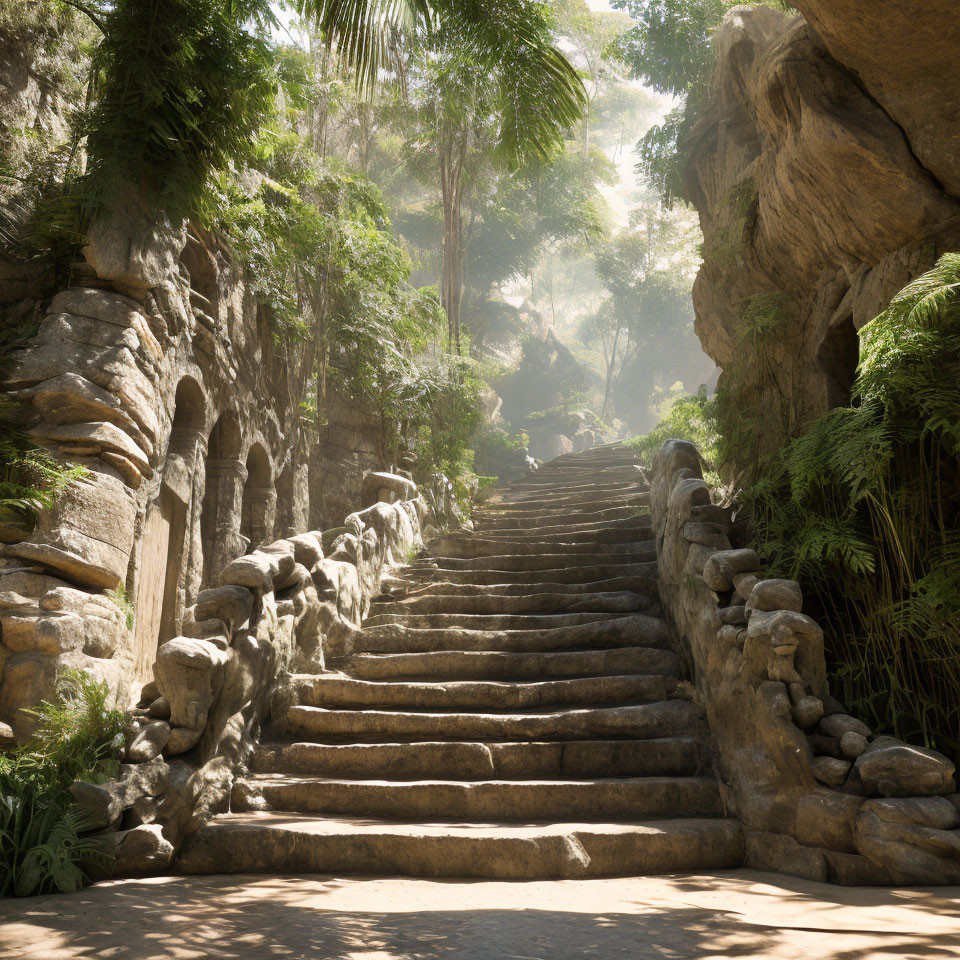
left=744, top=255, right=960, bottom=757
left=0, top=399, right=86, bottom=532
left=105, top=587, right=135, bottom=631
left=628, top=385, right=720, bottom=481
left=1, top=670, right=125, bottom=897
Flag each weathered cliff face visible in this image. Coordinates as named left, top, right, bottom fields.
left=687, top=4, right=960, bottom=456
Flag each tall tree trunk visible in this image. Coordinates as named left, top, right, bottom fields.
left=440, top=132, right=467, bottom=355
left=601, top=326, right=621, bottom=420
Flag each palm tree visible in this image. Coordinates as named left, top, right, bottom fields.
left=299, top=1, right=587, bottom=350
left=298, top=0, right=587, bottom=163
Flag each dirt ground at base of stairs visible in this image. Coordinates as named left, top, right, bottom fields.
left=2, top=869, right=959, bottom=960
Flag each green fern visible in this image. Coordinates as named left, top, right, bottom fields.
left=1, top=670, right=124, bottom=898
left=742, top=254, right=960, bottom=757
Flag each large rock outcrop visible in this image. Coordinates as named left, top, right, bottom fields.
left=687, top=4, right=960, bottom=455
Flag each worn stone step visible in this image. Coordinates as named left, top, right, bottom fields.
left=480, top=491, right=647, bottom=512
left=473, top=504, right=648, bottom=526
left=486, top=492, right=644, bottom=513
left=354, top=613, right=669, bottom=654
left=417, top=549, right=657, bottom=572
left=377, top=576, right=660, bottom=600
left=252, top=737, right=703, bottom=780
left=282, top=699, right=704, bottom=743
left=466, top=525, right=652, bottom=544
left=177, top=813, right=744, bottom=879
left=403, top=561, right=658, bottom=586
left=490, top=488, right=644, bottom=507
left=509, top=472, right=643, bottom=491
left=361, top=610, right=628, bottom=631
left=427, top=536, right=655, bottom=559
left=369, top=590, right=655, bottom=617
left=292, top=673, right=679, bottom=711
left=340, top=645, right=682, bottom=682
left=231, top=775, right=724, bottom=821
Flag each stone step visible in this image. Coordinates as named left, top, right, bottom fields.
left=489, top=488, right=644, bottom=507
left=484, top=481, right=645, bottom=500
left=479, top=491, right=648, bottom=513
left=402, top=561, right=658, bottom=586
left=467, top=524, right=652, bottom=543
left=508, top=473, right=644, bottom=491
left=426, top=537, right=655, bottom=559
left=361, top=610, right=628, bottom=631
left=231, top=775, right=724, bottom=821
left=177, top=813, right=744, bottom=879
left=473, top=504, right=648, bottom=525
left=368, top=590, right=655, bottom=617
left=340, top=645, right=682, bottom=682
left=377, top=576, right=660, bottom=600
left=281, top=699, right=704, bottom=743
left=416, top=549, right=657, bottom=572
left=353, top=613, right=670, bottom=654
left=252, top=737, right=703, bottom=780
left=292, top=673, right=680, bottom=711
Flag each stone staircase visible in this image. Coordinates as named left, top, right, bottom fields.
left=178, top=445, right=744, bottom=879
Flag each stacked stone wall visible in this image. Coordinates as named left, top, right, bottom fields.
left=651, top=438, right=960, bottom=885
left=66, top=473, right=460, bottom=874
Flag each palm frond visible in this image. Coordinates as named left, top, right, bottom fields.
left=299, top=0, right=586, bottom=162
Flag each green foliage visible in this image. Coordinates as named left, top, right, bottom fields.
left=0, top=400, right=86, bottom=529
left=106, top=587, right=135, bottom=631
left=1, top=670, right=125, bottom=897
left=744, top=254, right=960, bottom=756
left=409, top=354, right=484, bottom=491
left=612, top=0, right=793, bottom=203
left=302, top=0, right=586, bottom=164
left=80, top=0, right=277, bottom=219
left=577, top=204, right=702, bottom=427
left=628, top=385, right=719, bottom=481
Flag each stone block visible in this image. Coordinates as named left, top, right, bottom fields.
left=110, top=824, right=175, bottom=876
left=796, top=791, right=863, bottom=852
left=5, top=471, right=137, bottom=590
left=812, top=755, right=851, bottom=787
left=855, top=803, right=960, bottom=884
left=194, top=585, right=253, bottom=626
left=854, top=736, right=955, bottom=797
left=745, top=830, right=828, bottom=882
left=682, top=521, right=731, bottom=550
left=287, top=533, right=323, bottom=570
left=28, top=421, right=151, bottom=477
left=154, top=637, right=227, bottom=733
left=20, top=373, right=154, bottom=455
left=746, top=578, right=803, bottom=613
left=126, top=720, right=171, bottom=762
left=792, top=696, right=824, bottom=730
left=218, top=553, right=276, bottom=592
left=702, top=549, right=761, bottom=591
left=820, top=713, right=872, bottom=740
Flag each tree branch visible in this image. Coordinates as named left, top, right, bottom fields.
left=60, top=0, right=108, bottom=34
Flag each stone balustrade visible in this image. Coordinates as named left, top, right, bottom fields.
left=66, top=472, right=461, bottom=875
left=651, top=438, right=959, bottom=885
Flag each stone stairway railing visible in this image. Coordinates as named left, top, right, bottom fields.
left=651, top=439, right=959, bottom=885
left=70, top=472, right=464, bottom=874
